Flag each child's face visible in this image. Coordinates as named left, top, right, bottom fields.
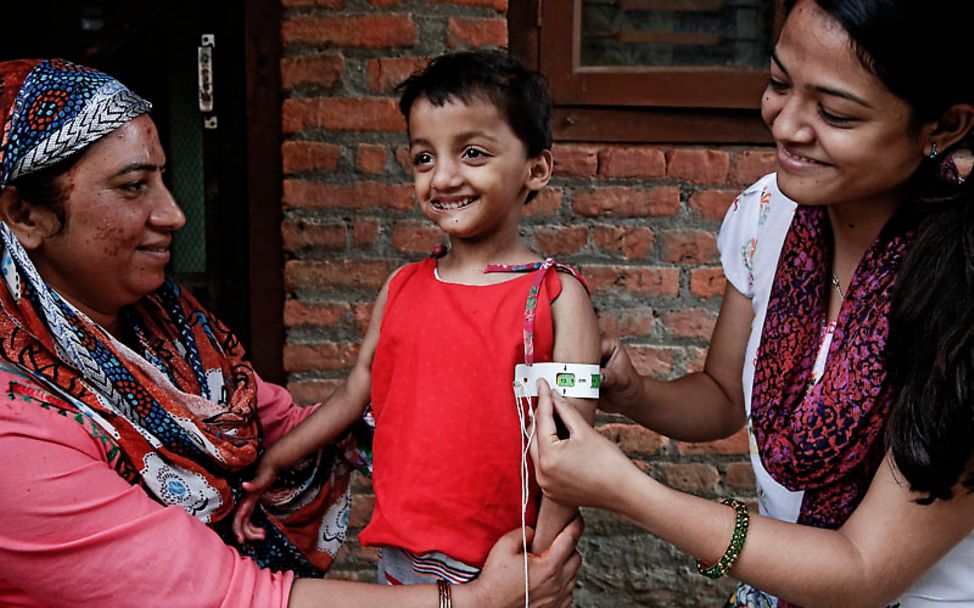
left=407, top=95, right=551, bottom=243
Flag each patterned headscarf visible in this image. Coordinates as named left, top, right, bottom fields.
left=0, top=58, right=151, bottom=186
left=0, top=59, right=366, bottom=576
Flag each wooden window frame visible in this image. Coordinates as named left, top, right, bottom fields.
left=510, top=0, right=783, bottom=143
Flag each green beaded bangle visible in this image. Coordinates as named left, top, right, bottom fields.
left=696, top=497, right=750, bottom=580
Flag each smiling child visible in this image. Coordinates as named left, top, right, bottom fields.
left=233, top=49, right=600, bottom=588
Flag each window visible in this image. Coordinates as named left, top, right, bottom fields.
left=511, top=0, right=784, bottom=142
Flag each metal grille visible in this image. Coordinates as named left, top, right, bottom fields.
left=581, top=0, right=775, bottom=68
left=166, top=28, right=207, bottom=275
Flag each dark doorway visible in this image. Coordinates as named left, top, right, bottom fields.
left=1, top=0, right=284, bottom=381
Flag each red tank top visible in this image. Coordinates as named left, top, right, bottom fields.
left=359, top=257, right=562, bottom=567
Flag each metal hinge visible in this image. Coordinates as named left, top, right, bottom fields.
left=198, top=34, right=217, bottom=128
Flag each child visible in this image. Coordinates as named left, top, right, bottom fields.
left=233, top=49, right=600, bottom=586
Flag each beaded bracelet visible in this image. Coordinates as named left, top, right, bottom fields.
left=437, top=579, right=453, bottom=608
left=696, top=497, right=750, bottom=579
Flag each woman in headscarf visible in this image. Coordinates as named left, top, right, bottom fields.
left=0, top=58, right=579, bottom=608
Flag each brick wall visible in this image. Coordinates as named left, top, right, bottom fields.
left=279, top=1, right=773, bottom=605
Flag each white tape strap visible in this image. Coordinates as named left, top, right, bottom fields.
left=513, top=362, right=600, bottom=399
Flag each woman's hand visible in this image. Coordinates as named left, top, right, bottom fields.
left=469, top=518, right=583, bottom=608
left=531, top=380, right=641, bottom=511
left=231, top=455, right=282, bottom=543
left=598, top=336, right=646, bottom=419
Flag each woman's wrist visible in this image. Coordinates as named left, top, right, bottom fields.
left=612, top=462, right=662, bottom=522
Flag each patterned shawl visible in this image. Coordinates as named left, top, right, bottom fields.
left=0, top=59, right=363, bottom=576
left=750, top=204, right=911, bottom=532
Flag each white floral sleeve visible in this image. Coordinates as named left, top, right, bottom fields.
left=716, top=173, right=779, bottom=299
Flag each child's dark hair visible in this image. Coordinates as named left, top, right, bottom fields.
left=396, top=48, right=553, bottom=159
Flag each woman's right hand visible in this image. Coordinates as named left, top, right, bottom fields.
left=468, top=518, right=582, bottom=608
left=598, top=335, right=646, bottom=419
left=532, top=380, right=641, bottom=512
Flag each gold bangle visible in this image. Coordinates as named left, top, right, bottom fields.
left=696, top=497, right=750, bottom=579
left=437, top=579, right=452, bottom=608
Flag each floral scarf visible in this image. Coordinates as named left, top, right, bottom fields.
left=750, top=204, right=911, bottom=533
left=0, top=58, right=365, bottom=576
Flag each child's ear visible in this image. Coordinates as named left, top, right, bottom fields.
left=0, top=187, right=60, bottom=250
left=525, top=149, right=553, bottom=192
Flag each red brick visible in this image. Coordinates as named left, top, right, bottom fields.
left=282, top=141, right=341, bottom=174
left=282, top=15, right=417, bottom=48
left=366, top=56, right=429, bottom=93
left=392, top=220, right=444, bottom=253
left=430, top=0, right=507, bottom=11
left=354, top=302, right=374, bottom=335
left=552, top=144, right=598, bottom=177
left=690, top=267, right=726, bottom=298
left=725, top=462, right=756, bottom=492
left=395, top=145, right=414, bottom=173
left=281, top=219, right=346, bottom=251
left=584, top=265, right=680, bottom=296
left=523, top=188, right=563, bottom=216
left=531, top=225, right=588, bottom=256
left=598, top=146, right=666, bottom=179
left=686, top=346, right=707, bottom=373
left=658, top=463, right=720, bottom=494
left=283, top=341, right=360, bottom=372
left=353, top=219, right=381, bottom=247
left=282, top=0, right=341, bottom=6
left=597, top=308, right=656, bottom=338
left=689, top=189, right=738, bottom=222
left=286, top=379, right=342, bottom=405
left=283, top=300, right=349, bottom=328
left=572, top=187, right=681, bottom=218
left=626, top=344, right=680, bottom=377
left=281, top=55, right=344, bottom=90
left=369, top=0, right=401, bottom=7
left=660, top=308, right=718, bottom=339
left=356, top=144, right=388, bottom=174
left=660, top=230, right=718, bottom=264
left=667, top=149, right=731, bottom=184
left=675, top=428, right=749, bottom=455
left=283, top=98, right=404, bottom=133
left=446, top=17, right=508, bottom=48
left=283, top=180, right=414, bottom=210
left=285, top=260, right=393, bottom=290
left=592, top=225, right=654, bottom=260
left=349, top=493, right=375, bottom=527
left=596, top=422, right=667, bottom=456
left=731, top=148, right=776, bottom=185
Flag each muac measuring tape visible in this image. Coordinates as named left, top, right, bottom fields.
left=485, top=258, right=600, bottom=608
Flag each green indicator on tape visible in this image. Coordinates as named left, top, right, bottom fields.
left=555, top=372, right=576, bottom=388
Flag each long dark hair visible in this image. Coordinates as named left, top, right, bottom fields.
left=786, top=0, right=974, bottom=501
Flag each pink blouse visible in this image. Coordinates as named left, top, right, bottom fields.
left=0, top=369, right=316, bottom=608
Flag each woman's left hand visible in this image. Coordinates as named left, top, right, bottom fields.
left=530, top=380, right=641, bottom=511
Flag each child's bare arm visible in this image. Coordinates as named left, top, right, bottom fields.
left=232, top=271, right=397, bottom=542
left=531, top=273, right=600, bottom=553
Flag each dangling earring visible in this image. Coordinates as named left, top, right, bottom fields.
left=929, top=143, right=939, bottom=159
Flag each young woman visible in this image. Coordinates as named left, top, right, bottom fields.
left=532, top=1, right=974, bottom=606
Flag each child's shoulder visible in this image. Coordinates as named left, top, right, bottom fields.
left=545, top=263, right=592, bottom=310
